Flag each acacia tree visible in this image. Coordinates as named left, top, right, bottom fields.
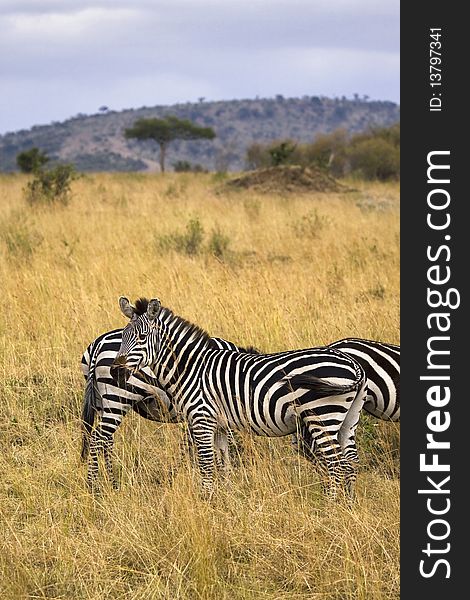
left=124, top=116, right=215, bottom=172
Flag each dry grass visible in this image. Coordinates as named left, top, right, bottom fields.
left=0, top=172, right=399, bottom=599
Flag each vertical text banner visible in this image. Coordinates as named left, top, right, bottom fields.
left=401, top=3, right=465, bottom=597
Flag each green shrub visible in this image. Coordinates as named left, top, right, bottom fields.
left=268, top=141, right=297, bottom=166
left=173, top=160, right=207, bottom=173
left=300, top=129, right=348, bottom=175
left=182, top=218, right=205, bottom=255
left=347, top=137, right=399, bottom=180
left=244, top=123, right=400, bottom=180
left=156, top=218, right=205, bottom=256
left=208, top=227, right=231, bottom=259
left=16, top=148, right=49, bottom=173
left=25, top=164, right=78, bottom=205
left=156, top=218, right=235, bottom=261
left=245, top=143, right=271, bottom=170
left=246, top=140, right=298, bottom=169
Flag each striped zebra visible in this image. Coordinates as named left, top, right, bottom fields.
left=81, top=331, right=397, bottom=489
left=80, top=328, right=257, bottom=488
left=113, top=297, right=367, bottom=499
left=293, top=337, right=399, bottom=459
left=329, top=338, right=400, bottom=422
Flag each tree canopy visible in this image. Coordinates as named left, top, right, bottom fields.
left=124, top=116, right=215, bottom=172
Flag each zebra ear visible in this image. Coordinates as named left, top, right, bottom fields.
left=119, top=296, right=136, bottom=319
left=147, top=298, right=161, bottom=321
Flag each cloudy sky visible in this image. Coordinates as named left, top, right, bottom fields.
left=0, top=0, right=399, bottom=135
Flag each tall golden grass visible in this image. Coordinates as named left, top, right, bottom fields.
left=0, top=173, right=399, bottom=599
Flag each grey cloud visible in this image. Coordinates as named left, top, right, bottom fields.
left=0, top=0, right=399, bottom=133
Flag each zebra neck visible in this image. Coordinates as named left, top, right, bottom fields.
left=154, top=312, right=212, bottom=390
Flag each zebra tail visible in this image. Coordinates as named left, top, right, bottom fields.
left=286, top=374, right=361, bottom=398
left=81, top=374, right=98, bottom=461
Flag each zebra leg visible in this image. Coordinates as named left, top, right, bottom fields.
left=188, top=416, right=218, bottom=497
left=214, top=429, right=231, bottom=475
left=178, top=425, right=196, bottom=465
left=292, top=421, right=316, bottom=461
left=316, top=448, right=346, bottom=501
left=87, top=428, right=102, bottom=490
left=337, top=438, right=359, bottom=501
left=102, top=433, right=118, bottom=489
left=86, top=427, right=117, bottom=490
left=227, top=429, right=244, bottom=467
left=86, top=398, right=131, bottom=490
left=300, top=418, right=348, bottom=501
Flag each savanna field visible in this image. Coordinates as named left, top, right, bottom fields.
left=0, top=172, right=400, bottom=599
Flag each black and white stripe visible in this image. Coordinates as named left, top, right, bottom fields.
left=81, top=328, right=256, bottom=488
left=328, top=338, right=400, bottom=422
left=293, top=337, right=399, bottom=460
left=114, top=298, right=367, bottom=499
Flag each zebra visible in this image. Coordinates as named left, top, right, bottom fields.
left=81, top=331, right=397, bottom=489
left=80, top=328, right=258, bottom=488
left=329, top=338, right=400, bottom=422
left=293, top=337, right=400, bottom=458
left=113, top=297, right=368, bottom=499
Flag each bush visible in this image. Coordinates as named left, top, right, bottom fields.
left=268, top=141, right=297, bottom=166
left=173, top=160, right=207, bottom=173
left=25, top=164, right=78, bottom=205
left=208, top=227, right=231, bottom=259
left=300, top=129, right=348, bottom=175
left=156, top=218, right=234, bottom=261
left=244, top=123, right=400, bottom=180
left=16, top=148, right=49, bottom=173
left=156, top=218, right=205, bottom=256
left=173, top=160, right=192, bottom=172
left=245, top=143, right=271, bottom=170
left=347, top=137, right=399, bottom=180
left=182, top=218, right=205, bottom=255
left=245, top=140, right=298, bottom=170
left=372, top=122, right=400, bottom=146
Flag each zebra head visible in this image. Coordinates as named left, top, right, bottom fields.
left=113, top=297, right=162, bottom=378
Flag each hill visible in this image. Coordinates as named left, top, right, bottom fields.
left=0, top=96, right=399, bottom=172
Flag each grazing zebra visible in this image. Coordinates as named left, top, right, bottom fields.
left=293, top=337, right=400, bottom=459
left=113, top=297, right=367, bottom=499
left=329, top=338, right=400, bottom=422
left=80, top=328, right=257, bottom=488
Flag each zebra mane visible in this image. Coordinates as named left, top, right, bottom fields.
left=236, top=345, right=260, bottom=354
left=133, top=297, right=215, bottom=347
left=134, top=297, right=150, bottom=316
